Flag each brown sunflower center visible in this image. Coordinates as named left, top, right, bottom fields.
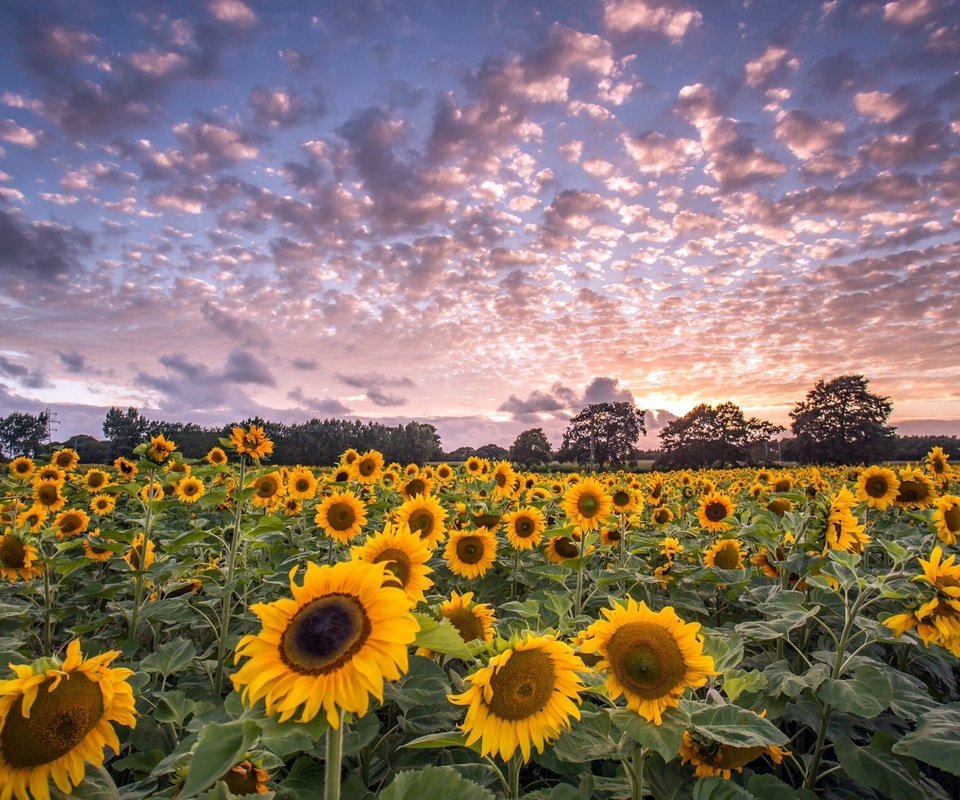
left=224, top=762, right=265, bottom=795
left=36, top=484, right=60, bottom=507
left=373, top=547, right=412, bottom=588
left=326, top=502, right=357, bottom=531
left=294, top=478, right=312, bottom=493
left=14, top=461, right=31, bottom=475
left=655, top=509, right=671, bottom=524
left=358, top=459, right=376, bottom=476
left=0, top=673, right=104, bottom=768
left=613, top=490, right=630, bottom=507
left=446, top=607, right=486, bottom=642
left=0, top=535, right=26, bottom=568
left=495, top=472, right=508, bottom=488
left=606, top=621, right=686, bottom=700
left=712, top=543, right=742, bottom=570
left=553, top=536, right=580, bottom=559
left=86, top=474, right=105, bottom=488
left=407, top=509, right=435, bottom=538
left=866, top=477, right=890, bottom=498
left=773, top=479, right=791, bottom=493
left=577, top=493, right=601, bottom=518
left=405, top=478, right=426, bottom=497
left=897, top=481, right=927, bottom=504
left=486, top=649, right=556, bottom=721
left=455, top=536, right=485, bottom=564
left=704, top=502, right=728, bottom=523
left=514, top=516, right=536, bottom=538
left=473, top=513, right=500, bottom=529
left=59, top=515, right=84, bottom=536
left=767, top=499, right=791, bottom=517
left=257, top=478, right=280, bottom=499
left=713, top=743, right=768, bottom=770
left=943, top=505, right=960, bottom=533
left=605, top=530, right=622, bottom=543
left=280, top=593, right=371, bottom=675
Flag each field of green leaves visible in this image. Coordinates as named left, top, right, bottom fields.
left=0, top=430, right=958, bottom=800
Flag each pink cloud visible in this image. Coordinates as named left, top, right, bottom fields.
left=603, top=0, right=702, bottom=43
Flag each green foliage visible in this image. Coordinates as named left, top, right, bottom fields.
left=557, top=402, right=646, bottom=469
left=0, top=410, right=48, bottom=457
left=656, top=402, right=782, bottom=469
left=509, top=427, right=553, bottom=466
left=379, top=766, right=496, bottom=800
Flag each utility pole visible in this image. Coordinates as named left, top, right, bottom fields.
left=588, top=406, right=596, bottom=473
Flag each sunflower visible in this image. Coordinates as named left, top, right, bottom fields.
left=32, top=480, right=66, bottom=513
left=7, top=457, right=34, bottom=481
left=139, top=481, right=164, bottom=503
left=81, top=469, right=111, bottom=493
left=502, top=507, right=546, bottom=550
left=330, top=467, right=351, bottom=483
left=611, top=486, right=641, bottom=515
left=896, top=467, right=937, bottom=509
left=562, top=479, right=613, bottom=531
left=16, top=505, right=48, bottom=533
left=82, top=535, right=114, bottom=562
left=205, top=447, right=228, bottom=466
left=447, top=634, right=585, bottom=762
left=926, top=446, right=952, bottom=481
left=398, top=474, right=433, bottom=501
left=0, top=533, right=42, bottom=582
left=435, top=463, right=454, bottom=483
left=680, top=729, right=785, bottom=779
left=352, top=523, right=434, bottom=604
left=53, top=509, right=90, bottom=540
left=856, top=466, right=899, bottom=510
left=175, top=476, right=206, bottom=504
left=35, top=466, right=65, bottom=485
left=0, top=639, right=136, bottom=800
left=395, top=494, right=447, bottom=549
left=660, top=537, right=684, bottom=558
left=351, top=450, right=384, bottom=484
left=441, top=591, right=496, bottom=644
left=125, top=534, right=156, bottom=571
left=444, top=528, right=497, bottom=579
left=703, top=539, right=746, bottom=570
left=766, top=498, right=792, bottom=517
left=652, top=507, right=674, bottom=526
left=251, top=472, right=286, bottom=510
left=232, top=559, right=418, bottom=727
left=50, top=448, right=80, bottom=473
left=464, top=456, right=485, bottom=477
left=750, top=549, right=780, bottom=579
left=315, top=490, right=367, bottom=544
left=490, top=461, right=517, bottom=500
left=113, top=457, right=137, bottom=479
left=89, top=494, right=116, bottom=515
left=340, top=448, right=360, bottom=467
left=580, top=599, right=714, bottom=725
left=545, top=535, right=582, bottom=564
left=286, top=468, right=318, bottom=501
left=229, top=425, right=274, bottom=462
left=283, top=498, right=303, bottom=516
left=825, top=504, right=870, bottom=553
left=697, top=492, right=735, bottom=532
left=600, top=527, right=624, bottom=547
left=146, top=434, right=176, bottom=463
left=932, top=495, right=960, bottom=546
left=771, top=475, right=793, bottom=494
left=221, top=759, right=269, bottom=795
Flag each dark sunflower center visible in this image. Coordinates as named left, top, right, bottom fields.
left=456, top=536, right=485, bottom=564
left=1, top=673, right=104, bottom=767
left=327, top=502, right=357, bottom=531
left=446, top=607, right=486, bottom=642
left=473, top=513, right=500, bottom=529
left=932, top=459, right=945, bottom=474
left=87, top=474, right=106, bottom=488
left=295, top=479, right=311, bottom=493
left=897, top=482, right=926, bottom=503
left=713, top=543, right=741, bottom=570
left=59, top=515, right=83, bottom=535
left=0, top=535, right=26, bottom=568
left=14, top=462, right=31, bottom=474
left=655, top=510, right=670, bottom=524
left=613, top=491, right=630, bottom=507
left=334, top=469, right=349, bottom=482
left=405, top=479, right=426, bottom=497
left=944, top=506, right=960, bottom=533
left=358, top=459, right=376, bottom=476
left=553, top=536, right=580, bottom=559
left=257, top=479, right=279, bottom=498
left=514, top=517, right=536, bottom=538
left=36, top=485, right=60, bottom=506
left=773, top=479, right=791, bottom=493
left=280, top=594, right=371, bottom=675
left=55, top=454, right=73, bottom=468
left=606, top=621, right=686, bottom=699
left=408, top=509, right=435, bottom=538
left=606, top=530, right=622, bottom=543
left=486, top=649, right=556, bottom=721
left=715, top=743, right=767, bottom=770
left=495, top=472, right=508, bottom=487
left=577, top=493, right=600, bottom=518
left=704, top=502, right=728, bottom=522
left=866, top=478, right=889, bottom=498
left=767, top=499, right=790, bottom=517
left=224, top=763, right=264, bottom=795
left=373, top=547, right=412, bottom=587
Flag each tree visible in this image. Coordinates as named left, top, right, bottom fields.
left=790, top=374, right=896, bottom=464
left=656, top=402, right=783, bottom=469
left=103, top=407, right=150, bottom=459
left=509, top=428, right=553, bottom=466
left=474, top=443, right=509, bottom=461
left=0, top=411, right=49, bottom=458
left=558, top=402, right=646, bottom=470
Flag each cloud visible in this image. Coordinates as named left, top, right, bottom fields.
left=221, top=350, right=275, bottom=385
left=0, top=119, right=42, bottom=148
left=602, top=0, right=702, bottom=43
left=209, top=0, right=258, bottom=28
left=621, top=130, right=702, bottom=175
left=498, top=377, right=638, bottom=422
left=57, top=351, right=110, bottom=376
left=745, top=45, right=799, bottom=89
left=0, top=355, right=51, bottom=389
left=0, top=208, right=92, bottom=281
left=336, top=372, right=414, bottom=407
left=249, top=86, right=319, bottom=129
left=287, top=386, right=351, bottom=415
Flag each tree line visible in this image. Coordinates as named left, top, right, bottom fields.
left=0, top=374, right=956, bottom=468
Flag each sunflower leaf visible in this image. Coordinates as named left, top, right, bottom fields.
left=613, top=706, right=689, bottom=763
left=692, top=776, right=757, bottom=800
left=379, top=766, right=496, bottom=800
left=891, top=703, right=960, bottom=777
left=179, top=719, right=260, bottom=798
left=412, top=613, right=476, bottom=660
left=686, top=704, right=789, bottom=747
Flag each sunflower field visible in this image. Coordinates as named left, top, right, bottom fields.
left=0, top=430, right=959, bottom=800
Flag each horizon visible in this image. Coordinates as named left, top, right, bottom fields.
left=1, top=0, right=959, bottom=450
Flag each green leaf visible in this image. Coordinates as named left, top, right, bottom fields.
left=721, top=669, right=767, bottom=703
left=736, top=592, right=820, bottom=640
left=412, top=613, right=475, bottom=659
left=275, top=755, right=324, bottom=799
left=521, top=785, right=581, bottom=800
left=692, top=776, right=757, bottom=800
left=818, top=665, right=891, bottom=718
left=702, top=631, right=744, bottom=674
left=403, top=731, right=475, bottom=750
left=552, top=707, right=617, bottom=763
left=892, top=703, right=960, bottom=777
left=835, top=733, right=928, bottom=800
left=179, top=719, right=260, bottom=798
left=50, top=766, right=120, bottom=799
left=687, top=704, right=789, bottom=747
left=613, top=706, right=688, bottom=763
left=153, top=690, right=197, bottom=726
left=140, top=638, right=196, bottom=678
left=763, top=660, right=828, bottom=699
left=745, top=775, right=816, bottom=800
left=379, top=766, right=496, bottom=800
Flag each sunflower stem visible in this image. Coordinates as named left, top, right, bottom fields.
left=507, top=754, right=522, bottom=799
left=129, top=468, right=156, bottom=642
left=214, top=456, right=246, bottom=697
left=629, top=742, right=647, bottom=800
left=41, top=556, right=53, bottom=656
left=325, top=711, right=346, bottom=800
left=511, top=548, right=521, bottom=599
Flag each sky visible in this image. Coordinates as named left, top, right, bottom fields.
left=0, top=0, right=958, bottom=451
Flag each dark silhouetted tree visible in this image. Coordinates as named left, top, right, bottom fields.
left=475, top=443, right=509, bottom=461
left=790, top=375, right=896, bottom=464
left=509, top=428, right=553, bottom=466
left=103, top=407, right=149, bottom=459
left=0, top=411, right=49, bottom=457
left=558, top=402, right=646, bottom=470
left=656, top=402, right=783, bottom=469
